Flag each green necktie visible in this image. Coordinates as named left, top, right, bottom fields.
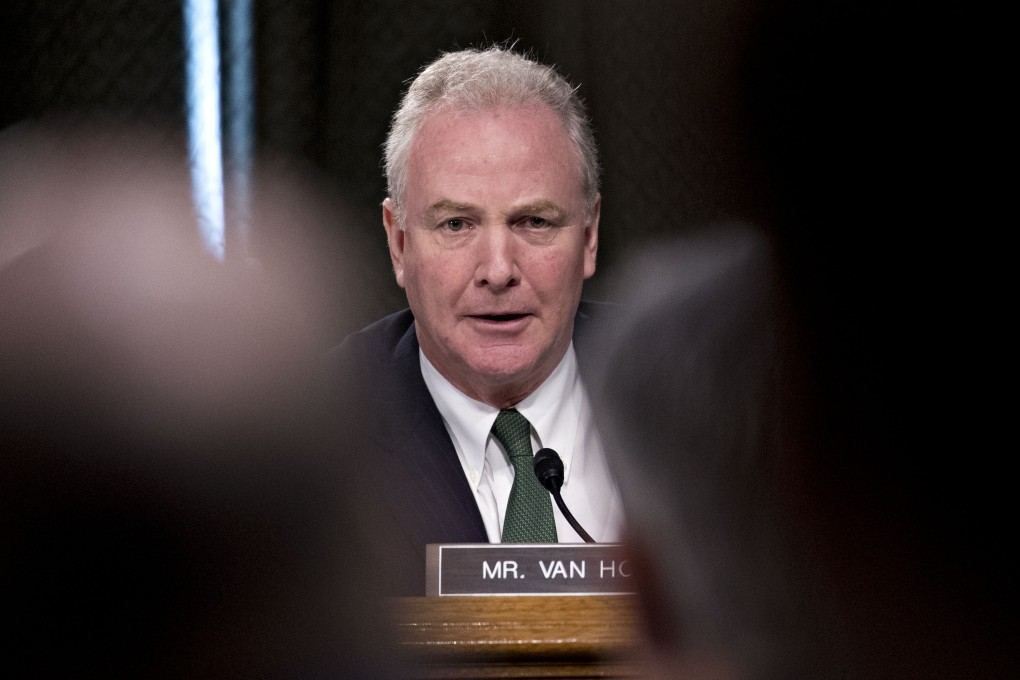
left=491, top=409, right=558, bottom=543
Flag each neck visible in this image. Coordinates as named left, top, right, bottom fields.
left=463, top=379, right=540, bottom=411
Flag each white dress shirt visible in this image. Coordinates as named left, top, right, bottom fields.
left=420, top=344, right=624, bottom=543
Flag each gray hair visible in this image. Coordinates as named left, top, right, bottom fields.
left=384, top=46, right=600, bottom=224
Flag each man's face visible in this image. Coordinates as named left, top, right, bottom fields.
left=383, top=104, right=599, bottom=408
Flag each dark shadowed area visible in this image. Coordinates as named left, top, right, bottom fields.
left=0, top=126, right=403, bottom=678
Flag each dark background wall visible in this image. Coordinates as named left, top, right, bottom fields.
left=0, top=0, right=994, bottom=432
left=0, top=0, right=995, bottom=459
left=1, top=0, right=769, bottom=333
left=2, top=0, right=1012, bottom=661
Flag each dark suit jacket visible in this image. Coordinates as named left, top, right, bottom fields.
left=323, top=302, right=603, bottom=595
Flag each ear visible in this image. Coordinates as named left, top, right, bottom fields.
left=382, top=197, right=406, bottom=288
left=582, top=193, right=600, bottom=280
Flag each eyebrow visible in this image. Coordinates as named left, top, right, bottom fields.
left=511, top=201, right=567, bottom=220
left=423, top=199, right=569, bottom=223
left=425, top=200, right=479, bottom=223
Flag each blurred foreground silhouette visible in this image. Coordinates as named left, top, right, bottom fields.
left=590, top=225, right=1016, bottom=679
left=0, top=122, right=401, bottom=678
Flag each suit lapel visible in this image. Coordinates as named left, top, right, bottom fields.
left=378, top=324, right=487, bottom=547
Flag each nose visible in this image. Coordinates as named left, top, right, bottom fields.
left=475, top=226, right=519, bottom=290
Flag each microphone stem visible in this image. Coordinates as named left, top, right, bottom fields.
left=551, top=490, right=595, bottom=543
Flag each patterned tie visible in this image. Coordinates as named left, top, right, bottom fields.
left=491, top=409, right=557, bottom=543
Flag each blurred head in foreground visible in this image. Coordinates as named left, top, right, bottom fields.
left=0, top=122, right=398, bottom=678
left=590, top=225, right=809, bottom=679
left=589, top=224, right=1017, bottom=679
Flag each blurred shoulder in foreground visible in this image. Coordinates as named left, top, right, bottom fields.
left=587, top=224, right=1016, bottom=680
left=0, top=121, right=402, bottom=679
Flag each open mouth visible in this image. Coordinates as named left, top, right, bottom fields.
left=474, top=313, right=528, bottom=322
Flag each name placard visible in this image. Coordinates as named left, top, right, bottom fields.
left=425, top=543, right=635, bottom=597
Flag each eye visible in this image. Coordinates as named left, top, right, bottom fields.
left=444, top=218, right=467, bottom=232
left=526, top=216, right=551, bottom=228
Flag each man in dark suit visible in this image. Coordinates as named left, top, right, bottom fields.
left=325, top=47, right=623, bottom=594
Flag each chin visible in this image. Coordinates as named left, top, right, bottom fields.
left=469, top=364, right=531, bottom=389
left=466, top=349, right=538, bottom=381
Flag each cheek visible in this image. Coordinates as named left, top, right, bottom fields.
left=398, top=256, right=431, bottom=312
left=410, top=256, right=471, bottom=308
left=534, top=248, right=586, bottom=294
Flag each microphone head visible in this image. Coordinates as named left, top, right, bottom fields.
left=533, top=447, right=564, bottom=493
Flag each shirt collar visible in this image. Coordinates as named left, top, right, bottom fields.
left=420, top=344, right=580, bottom=489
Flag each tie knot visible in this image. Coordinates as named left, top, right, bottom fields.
left=491, top=409, right=532, bottom=459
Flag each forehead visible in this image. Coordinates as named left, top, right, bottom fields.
left=406, top=104, right=582, bottom=199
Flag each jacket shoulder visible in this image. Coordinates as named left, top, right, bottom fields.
left=323, top=308, right=414, bottom=394
left=326, top=308, right=412, bottom=363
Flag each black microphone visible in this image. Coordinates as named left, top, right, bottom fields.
left=533, top=448, right=595, bottom=543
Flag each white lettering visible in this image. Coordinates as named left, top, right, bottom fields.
left=482, top=560, right=521, bottom=579
left=482, top=561, right=502, bottom=579
left=569, top=560, right=586, bottom=578
left=541, top=560, right=566, bottom=578
left=599, top=559, right=632, bottom=578
left=539, top=560, right=575, bottom=578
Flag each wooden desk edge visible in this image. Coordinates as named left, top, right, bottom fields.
left=392, top=595, right=643, bottom=662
